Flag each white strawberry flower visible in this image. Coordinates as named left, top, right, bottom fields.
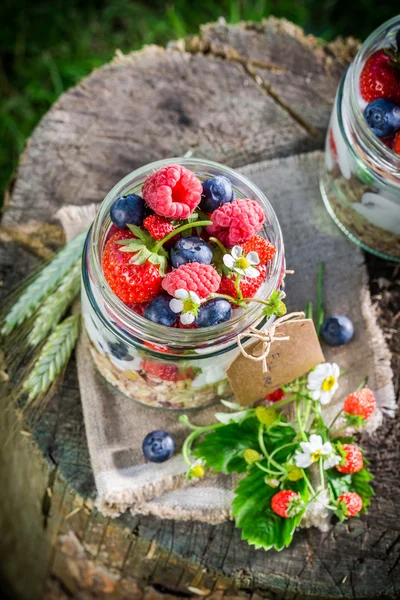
left=169, top=288, right=201, bottom=325
left=294, top=434, right=340, bottom=470
left=307, top=362, right=340, bottom=405
left=223, top=245, right=260, bottom=278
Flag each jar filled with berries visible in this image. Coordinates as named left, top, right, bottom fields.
left=81, top=158, right=285, bottom=410
left=321, top=16, right=400, bottom=262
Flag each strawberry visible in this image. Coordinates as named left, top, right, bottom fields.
left=343, top=388, right=376, bottom=421
left=241, top=235, right=276, bottom=265
left=102, top=230, right=162, bottom=304
left=265, top=388, right=285, bottom=402
left=360, top=50, right=400, bottom=104
left=271, top=490, right=302, bottom=518
left=394, top=131, right=400, bottom=154
left=337, top=492, right=363, bottom=518
left=218, top=264, right=266, bottom=300
left=336, top=444, right=363, bottom=474
left=143, top=215, right=175, bottom=241
left=141, top=361, right=194, bottom=381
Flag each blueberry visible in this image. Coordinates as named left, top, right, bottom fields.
left=110, top=194, right=145, bottom=228
left=195, top=298, right=232, bottom=328
left=320, top=315, right=354, bottom=346
left=200, top=176, right=234, bottom=213
left=142, top=430, right=175, bottom=463
left=108, top=340, right=132, bottom=360
left=364, top=99, right=400, bottom=138
left=144, top=295, right=178, bottom=327
left=170, top=236, right=213, bottom=268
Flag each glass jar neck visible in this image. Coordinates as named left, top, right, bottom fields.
left=340, top=17, right=400, bottom=186
left=86, top=158, right=285, bottom=352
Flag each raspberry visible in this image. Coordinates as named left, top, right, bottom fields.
left=102, top=230, right=162, bottom=303
left=143, top=215, right=175, bottom=240
left=271, top=490, right=300, bottom=518
left=265, top=388, right=285, bottom=402
left=141, top=361, right=194, bottom=381
left=242, top=235, right=276, bottom=265
left=162, top=263, right=221, bottom=299
left=218, top=265, right=266, bottom=299
left=142, top=164, right=202, bottom=219
left=338, top=492, right=363, bottom=518
left=343, top=388, right=376, bottom=420
left=206, top=199, right=265, bottom=247
left=336, top=444, right=364, bottom=474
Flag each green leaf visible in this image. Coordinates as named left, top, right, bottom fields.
left=327, top=467, right=374, bottom=512
left=351, top=468, right=374, bottom=511
left=232, top=464, right=306, bottom=551
left=192, top=417, right=296, bottom=475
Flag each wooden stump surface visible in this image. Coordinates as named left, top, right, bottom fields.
left=1, top=17, right=399, bottom=600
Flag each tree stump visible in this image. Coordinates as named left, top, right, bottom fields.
left=1, top=18, right=399, bottom=600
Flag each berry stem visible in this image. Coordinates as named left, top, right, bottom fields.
left=296, top=397, right=307, bottom=442
left=152, top=220, right=212, bottom=253
left=234, top=273, right=243, bottom=301
left=254, top=461, right=284, bottom=477
left=302, top=469, right=317, bottom=496
left=258, top=423, right=286, bottom=473
left=316, top=261, right=324, bottom=334
left=329, top=408, right=343, bottom=429
left=209, top=237, right=227, bottom=255
left=267, top=442, right=298, bottom=473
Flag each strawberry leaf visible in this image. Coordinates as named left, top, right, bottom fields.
left=232, top=464, right=307, bottom=551
left=192, top=416, right=296, bottom=475
left=351, top=468, right=374, bottom=512
left=127, top=224, right=152, bottom=244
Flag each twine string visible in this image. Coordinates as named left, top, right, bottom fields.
left=236, top=312, right=305, bottom=372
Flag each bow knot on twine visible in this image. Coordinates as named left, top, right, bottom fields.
left=237, top=312, right=305, bottom=372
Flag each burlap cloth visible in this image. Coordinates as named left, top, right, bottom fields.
left=57, top=151, right=395, bottom=524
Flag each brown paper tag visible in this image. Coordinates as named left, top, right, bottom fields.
left=227, top=319, right=325, bottom=406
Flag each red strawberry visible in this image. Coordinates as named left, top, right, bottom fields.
left=337, top=492, right=363, bottom=518
left=143, top=215, right=175, bottom=240
left=241, top=236, right=276, bottom=266
left=218, top=265, right=266, bottom=299
left=336, top=444, right=364, bottom=474
left=102, top=230, right=162, bottom=304
left=265, top=388, right=285, bottom=402
left=394, top=131, right=400, bottom=154
left=343, top=388, right=376, bottom=420
left=271, top=490, right=301, bottom=518
left=360, top=50, right=400, bottom=103
left=141, top=361, right=194, bottom=381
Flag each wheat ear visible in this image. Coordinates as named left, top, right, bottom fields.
left=1, top=231, right=86, bottom=335
left=22, top=314, right=80, bottom=403
left=28, top=261, right=81, bottom=347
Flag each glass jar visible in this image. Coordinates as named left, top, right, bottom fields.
left=320, top=16, right=400, bottom=262
left=81, top=158, right=285, bottom=411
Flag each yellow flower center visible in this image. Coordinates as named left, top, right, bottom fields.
left=322, top=376, right=336, bottom=392
left=310, top=450, right=322, bottom=462
left=237, top=256, right=250, bottom=269
left=190, top=465, right=205, bottom=478
left=183, top=298, right=196, bottom=312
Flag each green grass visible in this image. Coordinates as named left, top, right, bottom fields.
left=0, top=0, right=398, bottom=200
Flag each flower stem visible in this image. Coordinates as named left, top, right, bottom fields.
left=258, top=424, right=286, bottom=473
left=181, top=421, right=224, bottom=467
left=234, top=272, right=243, bottom=300
left=316, top=261, right=325, bottom=334
left=319, top=457, right=325, bottom=490
left=302, top=469, right=316, bottom=496
left=152, top=220, right=212, bottom=253
left=255, top=462, right=284, bottom=477
left=329, top=409, right=343, bottom=429
left=296, top=397, right=307, bottom=442
left=267, top=442, right=298, bottom=473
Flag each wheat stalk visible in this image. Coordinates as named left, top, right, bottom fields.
left=1, top=231, right=86, bottom=335
left=28, top=260, right=81, bottom=347
left=22, top=314, right=80, bottom=403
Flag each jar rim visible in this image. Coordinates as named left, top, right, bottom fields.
left=348, top=16, right=400, bottom=177
left=86, top=157, right=284, bottom=350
